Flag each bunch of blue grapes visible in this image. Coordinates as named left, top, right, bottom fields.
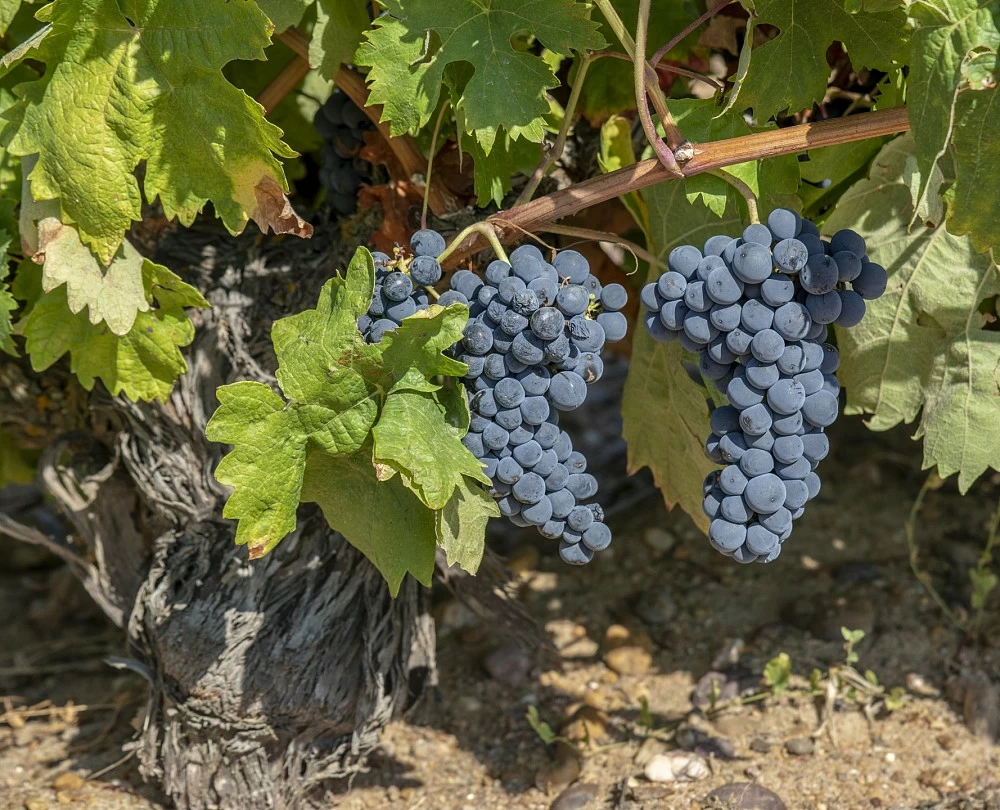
left=313, top=89, right=374, bottom=216
left=451, top=243, right=628, bottom=564
left=640, top=208, right=888, bottom=564
left=357, top=232, right=445, bottom=344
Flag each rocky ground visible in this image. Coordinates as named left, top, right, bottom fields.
left=2, top=409, right=999, bottom=810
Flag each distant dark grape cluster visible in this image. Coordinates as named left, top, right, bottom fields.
left=313, top=89, right=374, bottom=216
left=454, top=244, right=628, bottom=564
left=641, top=208, right=887, bottom=564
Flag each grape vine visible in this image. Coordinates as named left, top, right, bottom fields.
left=0, top=0, right=996, bottom=594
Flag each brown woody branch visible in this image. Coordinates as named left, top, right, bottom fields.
left=257, top=55, right=311, bottom=115
left=442, top=107, right=911, bottom=264
left=277, top=28, right=458, bottom=216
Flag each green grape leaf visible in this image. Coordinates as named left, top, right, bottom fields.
left=735, top=0, right=908, bottom=120
left=7, top=0, right=308, bottom=265
left=208, top=247, right=485, bottom=586
left=253, top=0, right=310, bottom=33
left=436, top=477, right=499, bottom=575
left=310, top=0, right=369, bottom=79
left=206, top=381, right=309, bottom=558
left=22, top=261, right=208, bottom=402
left=0, top=430, right=35, bottom=486
left=621, top=181, right=743, bottom=530
left=716, top=16, right=756, bottom=120
left=825, top=134, right=1000, bottom=492
left=0, top=0, right=23, bottom=37
left=0, top=229, right=16, bottom=356
left=598, top=114, right=648, bottom=232
left=799, top=137, right=888, bottom=218
left=948, top=87, right=1000, bottom=252
left=379, top=303, right=470, bottom=393
left=357, top=0, right=603, bottom=147
left=302, top=448, right=437, bottom=596
left=580, top=0, right=698, bottom=119
left=907, top=1, right=1000, bottom=208
left=373, top=389, right=490, bottom=510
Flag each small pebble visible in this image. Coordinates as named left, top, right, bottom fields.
left=536, top=743, right=581, bottom=793
left=785, top=737, right=815, bottom=756
left=706, top=782, right=788, bottom=810
left=963, top=672, right=999, bottom=740
left=643, top=527, right=677, bottom=552
left=750, top=737, right=773, bottom=754
left=51, top=773, right=84, bottom=792
left=643, top=752, right=709, bottom=782
left=634, top=585, right=678, bottom=625
left=550, top=782, right=598, bottom=810
left=482, top=644, right=533, bottom=687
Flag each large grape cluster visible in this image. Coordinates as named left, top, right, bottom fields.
left=451, top=243, right=628, bottom=565
left=640, top=208, right=887, bottom=564
left=313, top=89, right=374, bottom=216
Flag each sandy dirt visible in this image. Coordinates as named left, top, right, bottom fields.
left=2, top=413, right=999, bottom=810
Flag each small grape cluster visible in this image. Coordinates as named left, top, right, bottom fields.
left=357, top=231, right=446, bottom=344
left=451, top=244, right=628, bottom=564
left=641, top=208, right=888, bottom=564
left=313, top=89, right=374, bottom=216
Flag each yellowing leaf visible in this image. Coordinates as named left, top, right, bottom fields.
left=22, top=261, right=208, bottom=402
left=825, top=134, right=1000, bottom=492
left=6, top=0, right=306, bottom=264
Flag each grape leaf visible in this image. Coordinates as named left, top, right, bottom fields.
left=579, top=0, right=697, bottom=120
left=22, top=260, right=209, bottom=402
left=373, top=389, right=491, bottom=510
left=436, top=477, right=499, bottom=575
left=907, top=0, right=1000, bottom=208
left=826, top=134, right=1000, bottom=492
left=253, top=0, right=310, bottom=33
left=208, top=247, right=488, bottom=587
left=33, top=219, right=150, bottom=336
left=310, top=0, right=369, bottom=79
left=948, top=87, right=1000, bottom=252
left=302, top=448, right=437, bottom=596
left=0, top=430, right=34, bottom=486
left=798, top=137, right=888, bottom=218
left=357, top=0, right=603, bottom=148
left=621, top=181, right=743, bottom=531
left=0, top=0, right=23, bottom=37
left=735, top=0, right=908, bottom=120
left=0, top=230, right=15, bottom=356
left=206, top=381, right=311, bottom=558
left=6, top=0, right=308, bottom=264
left=598, top=114, right=648, bottom=233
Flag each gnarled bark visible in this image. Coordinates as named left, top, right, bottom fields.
left=1, top=223, right=436, bottom=809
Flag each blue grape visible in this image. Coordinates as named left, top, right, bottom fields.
left=512, top=472, right=546, bottom=504
left=772, top=238, right=809, bottom=273
left=669, top=244, right=703, bottom=278
left=683, top=280, right=711, bottom=312
left=800, top=255, right=840, bottom=295
left=553, top=249, right=590, bottom=283
left=853, top=261, right=887, bottom=300
left=463, top=322, right=494, bottom=355
left=706, top=266, right=745, bottom=305
left=772, top=302, right=812, bottom=341
left=766, top=378, right=806, bottom=415
left=597, top=311, right=628, bottom=342
left=704, top=234, right=735, bottom=256
left=739, top=448, right=775, bottom=476
left=767, top=208, right=801, bottom=241
left=513, top=439, right=543, bottom=467
left=549, top=371, right=588, bottom=410
left=559, top=541, right=595, bottom=565
left=743, top=223, right=774, bottom=247
left=830, top=229, right=866, bottom=257
left=761, top=276, right=795, bottom=306
left=805, top=291, right=843, bottom=324
left=520, top=396, right=550, bottom=425
left=710, top=519, right=747, bottom=552
left=641, top=283, right=662, bottom=312
left=721, top=495, right=754, bottom=523
left=739, top=402, right=773, bottom=436
left=773, top=435, right=804, bottom=464
left=836, top=290, right=867, bottom=327
left=743, top=473, right=786, bottom=514
left=411, top=229, right=446, bottom=257
left=732, top=242, right=774, bottom=283
left=601, top=283, right=628, bottom=311
left=802, top=390, right=839, bottom=427
left=556, top=284, right=590, bottom=316
left=582, top=522, right=612, bottom=551
left=485, top=260, right=511, bottom=285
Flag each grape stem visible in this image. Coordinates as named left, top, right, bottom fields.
left=421, top=101, right=449, bottom=230
left=515, top=54, right=593, bottom=206
left=527, top=223, right=668, bottom=273
left=590, top=0, right=688, bottom=154
left=437, top=222, right=510, bottom=266
left=649, top=0, right=736, bottom=69
left=440, top=106, right=911, bottom=265
left=905, top=474, right=964, bottom=631
left=708, top=169, right=759, bottom=224
left=594, top=50, right=724, bottom=91
left=278, top=28, right=459, bottom=216
left=634, top=0, right=682, bottom=174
